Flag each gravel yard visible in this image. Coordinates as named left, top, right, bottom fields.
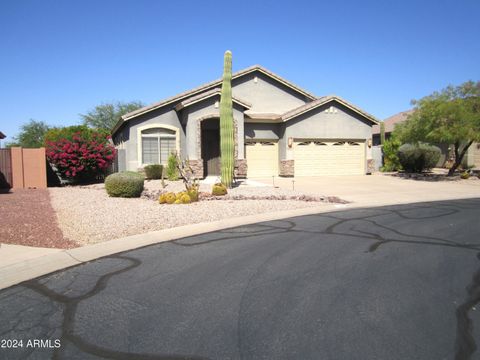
left=0, top=189, right=77, bottom=249
left=49, top=180, right=339, bottom=246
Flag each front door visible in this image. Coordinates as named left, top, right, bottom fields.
left=201, top=119, right=221, bottom=177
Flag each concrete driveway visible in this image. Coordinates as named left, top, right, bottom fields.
left=254, top=174, right=480, bottom=206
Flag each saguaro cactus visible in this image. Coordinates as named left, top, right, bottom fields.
left=220, top=50, right=235, bottom=188
left=380, top=122, right=385, bottom=145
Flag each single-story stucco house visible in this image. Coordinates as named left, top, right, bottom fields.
left=112, top=65, right=380, bottom=178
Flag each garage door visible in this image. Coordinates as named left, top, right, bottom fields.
left=246, top=141, right=279, bottom=177
left=294, top=140, right=365, bottom=176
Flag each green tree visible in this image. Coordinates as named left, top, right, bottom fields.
left=220, top=50, right=235, bottom=188
left=8, top=120, right=51, bottom=148
left=395, top=81, right=480, bottom=176
left=80, top=101, right=144, bottom=131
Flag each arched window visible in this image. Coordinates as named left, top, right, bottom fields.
left=141, top=128, right=176, bottom=164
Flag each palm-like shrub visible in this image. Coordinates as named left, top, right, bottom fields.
left=166, top=153, right=179, bottom=181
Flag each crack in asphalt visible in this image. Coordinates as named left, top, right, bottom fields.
left=455, top=252, right=480, bottom=360
left=22, top=255, right=209, bottom=360
left=2, top=199, right=479, bottom=359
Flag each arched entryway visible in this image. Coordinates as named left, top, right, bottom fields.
left=201, top=118, right=220, bottom=177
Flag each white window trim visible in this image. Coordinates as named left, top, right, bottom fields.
left=137, top=123, right=180, bottom=167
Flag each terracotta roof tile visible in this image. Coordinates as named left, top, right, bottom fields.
left=372, top=109, right=414, bottom=134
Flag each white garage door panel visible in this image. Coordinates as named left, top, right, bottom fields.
left=295, top=141, right=365, bottom=176
left=246, top=141, right=278, bottom=177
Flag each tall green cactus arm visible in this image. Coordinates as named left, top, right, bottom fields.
left=220, top=50, right=235, bottom=188
left=380, top=122, right=385, bottom=145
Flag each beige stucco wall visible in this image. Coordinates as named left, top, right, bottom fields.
left=232, top=72, right=309, bottom=113
left=283, top=102, right=373, bottom=163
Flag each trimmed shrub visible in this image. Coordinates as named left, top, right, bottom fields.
left=166, top=153, right=179, bottom=181
left=381, top=137, right=402, bottom=172
left=212, top=183, right=227, bottom=196
left=105, top=171, right=144, bottom=198
left=144, top=164, right=163, bottom=179
left=397, top=144, right=441, bottom=173
left=45, top=126, right=115, bottom=183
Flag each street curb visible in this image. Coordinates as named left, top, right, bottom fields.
left=1, top=195, right=477, bottom=290
left=0, top=203, right=342, bottom=290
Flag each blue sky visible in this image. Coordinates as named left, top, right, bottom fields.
left=1, top=0, right=479, bottom=141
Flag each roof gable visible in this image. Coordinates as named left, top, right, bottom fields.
left=112, top=65, right=316, bottom=134
left=174, top=88, right=251, bottom=111
left=282, top=96, right=379, bottom=125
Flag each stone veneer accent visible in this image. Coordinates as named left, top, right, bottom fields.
left=367, top=159, right=375, bottom=174
left=235, top=159, right=247, bottom=178
left=279, top=160, right=294, bottom=177
left=187, top=159, right=204, bottom=179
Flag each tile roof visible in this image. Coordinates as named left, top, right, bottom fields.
left=175, top=88, right=252, bottom=110
left=112, top=65, right=317, bottom=134
left=372, top=109, right=414, bottom=134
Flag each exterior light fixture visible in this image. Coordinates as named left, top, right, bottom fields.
left=367, top=139, right=372, bottom=148
left=288, top=137, right=293, bottom=148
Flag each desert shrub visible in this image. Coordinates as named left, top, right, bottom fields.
left=397, top=144, right=441, bottom=173
left=381, top=137, right=402, bottom=172
left=165, top=192, right=176, bottom=204
left=105, top=171, right=144, bottom=197
left=179, top=193, right=191, bottom=204
left=159, top=192, right=177, bottom=204
left=187, top=188, right=199, bottom=202
left=212, top=183, right=227, bottom=196
left=159, top=189, right=197, bottom=204
left=45, top=126, right=115, bottom=183
left=144, top=164, right=163, bottom=179
left=460, top=171, right=470, bottom=179
left=166, top=153, right=179, bottom=181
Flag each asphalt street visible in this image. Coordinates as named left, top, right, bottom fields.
left=1, top=198, right=480, bottom=360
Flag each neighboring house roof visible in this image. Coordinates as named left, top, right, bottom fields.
left=174, top=88, right=252, bottom=111
left=372, top=109, right=414, bottom=134
left=112, top=65, right=317, bottom=134
left=0, top=131, right=5, bottom=139
left=281, top=95, right=379, bottom=125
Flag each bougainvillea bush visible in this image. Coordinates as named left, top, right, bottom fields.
left=45, top=126, right=116, bottom=183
